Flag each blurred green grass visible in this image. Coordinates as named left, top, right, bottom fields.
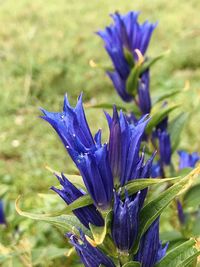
left=0, top=0, right=200, bottom=265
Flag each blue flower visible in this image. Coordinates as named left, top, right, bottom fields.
left=0, top=200, right=6, bottom=225
left=51, top=173, right=104, bottom=228
left=40, top=94, right=101, bottom=161
left=41, top=95, right=114, bottom=210
left=158, top=130, right=171, bottom=166
left=135, top=219, right=168, bottom=267
left=111, top=191, right=140, bottom=252
left=74, top=144, right=114, bottom=210
left=67, top=230, right=115, bottom=267
left=151, top=161, right=163, bottom=178
left=138, top=70, right=151, bottom=114
left=178, top=150, right=200, bottom=169
left=106, top=107, right=154, bottom=186
left=176, top=200, right=185, bottom=225
left=98, top=11, right=156, bottom=103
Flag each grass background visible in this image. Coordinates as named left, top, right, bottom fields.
left=0, top=0, right=199, bottom=266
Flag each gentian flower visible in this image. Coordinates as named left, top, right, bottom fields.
left=98, top=11, right=156, bottom=107
left=178, top=150, right=200, bottom=169
left=106, top=106, right=154, bottom=186
left=138, top=69, right=151, bottom=114
left=151, top=161, right=162, bottom=178
left=67, top=230, right=115, bottom=267
left=41, top=95, right=114, bottom=210
left=0, top=200, right=6, bottom=225
left=158, top=130, right=171, bottom=166
left=51, top=173, right=104, bottom=228
left=74, top=144, right=114, bottom=210
left=40, top=93, right=101, bottom=162
left=135, top=218, right=168, bottom=267
left=111, top=191, right=140, bottom=252
left=176, top=200, right=185, bottom=225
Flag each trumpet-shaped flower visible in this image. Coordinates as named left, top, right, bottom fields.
left=67, top=231, right=115, bottom=267
left=106, top=106, right=154, bottom=186
left=111, top=191, right=140, bottom=251
left=135, top=219, right=168, bottom=267
left=51, top=173, right=104, bottom=228
left=176, top=200, right=186, bottom=225
left=41, top=95, right=114, bottom=210
left=0, top=200, right=6, bottom=225
left=98, top=11, right=156, bottom=104
left=40, top=94, right=101, bottom=161
left=158, top=130, right=171, bottom=166
left=74, top=144, right=114, bottom=210
left=178, top=150, right=200, bottom=169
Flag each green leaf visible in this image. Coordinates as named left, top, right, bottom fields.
left=15, top=196, right=89, bottom=234
left=133, top=166, right=200, bottom=253
left=86, top=102, right=127, bottom=112
left=89, top=211, right=112, bottom=245
left=183, top=183, right=200, bottom=211
left=152, top=89, right=181, bottom=105
left=122, top=262, right=141, bottom=267
left=146, top=105, right=179, bottom=133
left=124, top=177, right=180, bottom=196
left=155, top=239, right=198, bottom=267
left=141, top=50, right=170, bottom=73
left=126, top=64, right=141, bottom=96
left=168, top=113, right=189, bottom=152
left=178, top=250, right=200, bottom=267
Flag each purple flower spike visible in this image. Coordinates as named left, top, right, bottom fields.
left=135, top=218, right=168, bottom=267
left=98, top=11, right=156, bottom=104
left=0, top=200, right=6, bottom=225
left=178, top=150, right=200, bottom=169
left=67, top=230, right=115, bottom=267
left=51, top=173, right=104, bottom=228
left=111, top=191, right=140, bottom=252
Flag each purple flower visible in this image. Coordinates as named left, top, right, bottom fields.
left=67, top=231, right=115, bottom=267
left=151, top=161, right=163, bottom=178
left=158, top=130, right=171, bottom=166
left=176, top=200, right=185, bottom=225
left=0, top=200, right=6, bottom=225
left=41, top=95, right=114, bottom=210
left=138, top=69, right=151, bottom=114
left=178, top=150, right=200, bottom=169
left=135, top=218, right=168, bottom=267
left=111, top=191, right=140, bottom=251
left=106, top=107, right=154, bottom=186
left=40, top=94, right=101, bottom=161
left=98, top=11, right=156, bottom=104
left=51, top=173, right=104, bottom=228
left=74, top=144, right=114, bottom=210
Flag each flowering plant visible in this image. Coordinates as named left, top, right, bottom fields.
left=15, top=9, right=200, bottom=267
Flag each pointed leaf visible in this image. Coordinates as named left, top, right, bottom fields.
left=124, top=177, right=180, bottom=197
left=126, top=64, right=141, bottom=96
left=123, top=262, right=141, bottom=267
left=15, top=196, right=89, bottom=234
left=133, top=166, right=200, bottom=253
left=141, top=50, right=170, bottom=73
left=168, top=113, right=189, bottom=152
left=155, top=239, right=198, bottom=267
left=146, top=105, right=179, bottom=133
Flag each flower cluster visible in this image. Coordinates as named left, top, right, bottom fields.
left=41, top=94, right=167, bottom=266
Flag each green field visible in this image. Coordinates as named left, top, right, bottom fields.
left=0, top=0, right=200, bottom=266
